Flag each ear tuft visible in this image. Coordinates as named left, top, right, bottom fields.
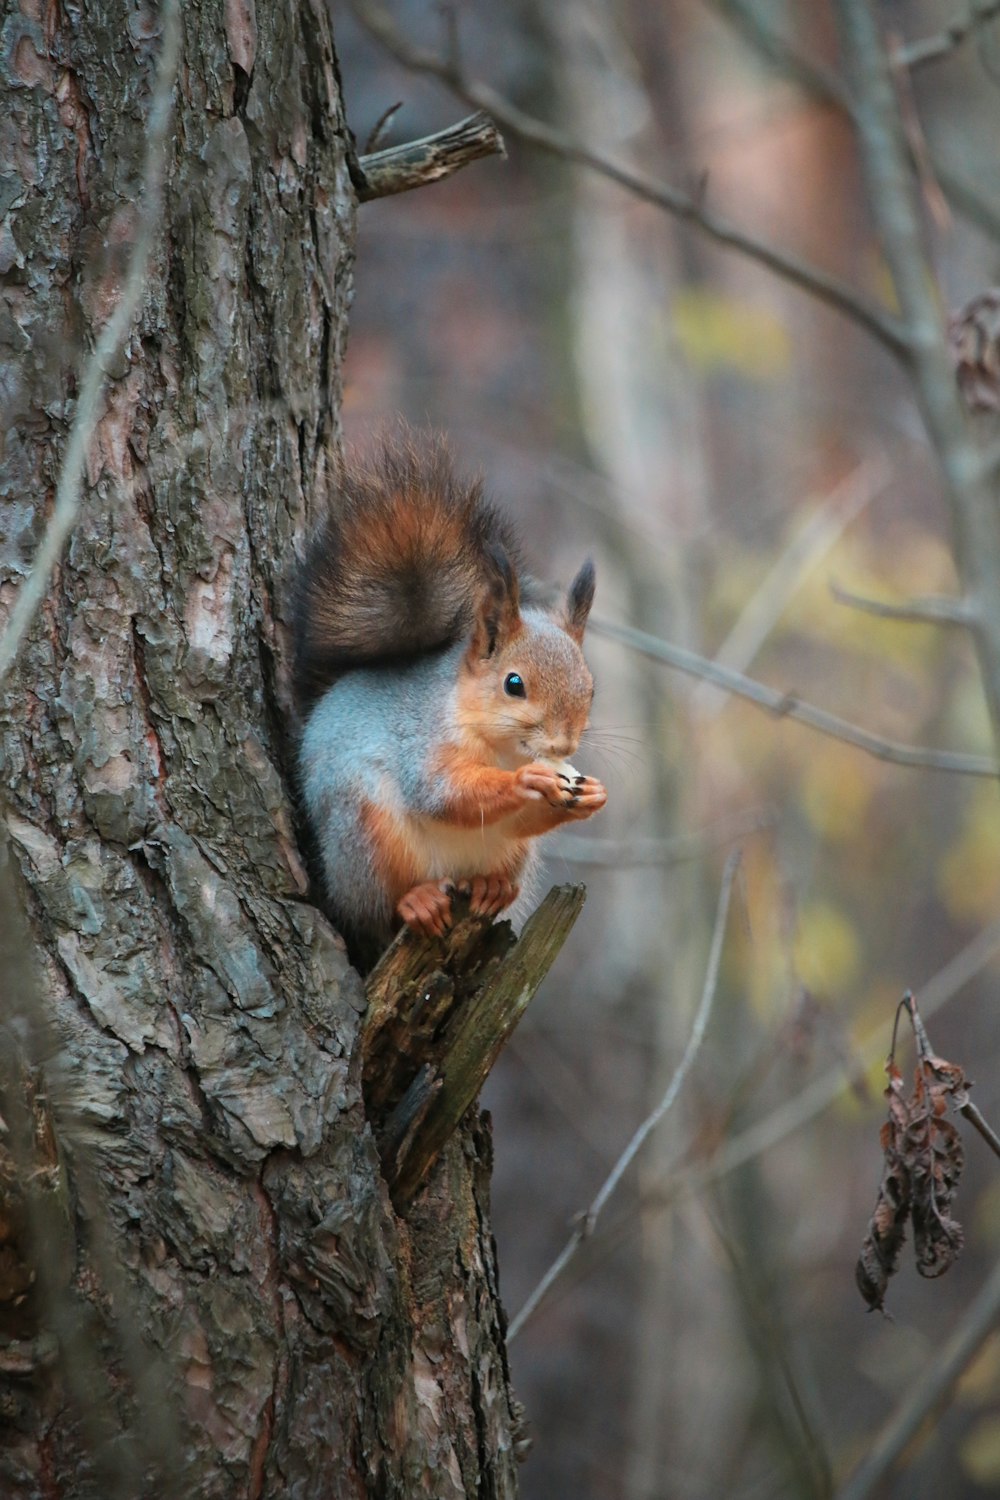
left=469, top=544, right=521, bottom=659
left=564, top=558, right=596, bottom=642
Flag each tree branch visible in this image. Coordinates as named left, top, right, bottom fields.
left=897, top=2, right=1000, bottom=70
left=524, top=914, right=1000, bottom=1328
left=693, top=458, right=889, bottom=717
left=838, top=1255, right=1000, bottom=1500
left=346, top=0, right=910, bottom=362
left=835, top=0, right=1000, bottom=756
left=356, top=110, right=505, bottom=201
left=591, top=616, right=999, bottom=777
left=829, top=580, right=976, bottom=627
left=0, top=0, right=180, bottom=685
left=709, top=0, right=1000, bottom=246
left=507, top=852, right=739, bottom=1340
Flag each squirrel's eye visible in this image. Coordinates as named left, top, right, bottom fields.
left=504, top=672, right=526, bottom=698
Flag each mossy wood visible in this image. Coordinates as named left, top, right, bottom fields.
left=363, top=885, right=586, bottom=1207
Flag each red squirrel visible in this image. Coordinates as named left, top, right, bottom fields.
left=293, top=436, right=607, bottom=969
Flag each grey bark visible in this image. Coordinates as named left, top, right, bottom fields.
left=0, top=3, right=520, bottom=1496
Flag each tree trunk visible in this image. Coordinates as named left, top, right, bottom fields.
left=0, top=3, right=521, bottom=1495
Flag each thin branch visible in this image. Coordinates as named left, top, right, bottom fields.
left=960, top=1098, right=1000, bottom=1160
left=834, top=0, right=1000, bottom=757
left=362, top=99, right=404, bottom=153
left=897, top=2, right=1000, bottom=70
left=346, top=0, right=911, bottom=362
left=512, top=906, right=1000, bottom=1332
left=356, top=110, right=505, bottom=201
left=830, top=580, right=976, bottom=627
left=837, top=1256, right=1000, bottom=1500
left=0, top=0, right=181, bottom=685
left=902, top=990, right=1000, bottom=1164
left=677, top=914, right=1000, bottom=1200
left=709, top=0, right=1000, bottom=246
left=591, top=616, right=999, bottom=777
left=546, top=806, right=774, bottom=869
left=693, top=458, right=889, bottom=717
left=523, top=915, right=1000, bottom=1327
left=507, top=850, right=740, bottom=1340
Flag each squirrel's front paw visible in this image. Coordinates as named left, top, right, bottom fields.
left=562, top=774, right=607, bottom=819
left=516, top=763, right=580, bottom=809
left=397, top=880, right=454, bottom=938
left=516, top=764, right=607, bottom=817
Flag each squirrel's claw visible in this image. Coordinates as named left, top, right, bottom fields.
left=467, top=873, right=519, bottom=917
left=517, top=764, right=606, bottom=817
left=397, top=880, right=454, bottom=938
left=563, top=775, right=607, bottom=817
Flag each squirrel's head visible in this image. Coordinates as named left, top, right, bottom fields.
left=457, top=548, right=596, bottom=765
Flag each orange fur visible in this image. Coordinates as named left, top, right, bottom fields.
left=429, top=745, right=526, bottom=827
left=359, top=801, right=421, bottom=906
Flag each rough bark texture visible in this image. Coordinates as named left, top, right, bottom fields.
left=0, top=2, right=521, bottom=1495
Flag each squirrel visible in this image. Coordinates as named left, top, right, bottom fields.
left=292, top=435, right=607, bottom=971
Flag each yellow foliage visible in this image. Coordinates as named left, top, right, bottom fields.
left=961, top=1415, right=1000, bottom=1486
left=800, top=742, right=875, bottom=844
left=957, top=1332, right=1000, bottom=1404
left=938, top=783, right=1000, bottom=926
left=793, top=899, right=861, bottom=993
left=672, top=289, right=791, bottom=378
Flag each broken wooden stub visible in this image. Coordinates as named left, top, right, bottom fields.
left=361, top=884, right=585, bottom=1208
left=356, top=111, right=506, bottom=202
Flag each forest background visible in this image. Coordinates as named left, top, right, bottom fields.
left=337, top=2, right=1000, bottom=1497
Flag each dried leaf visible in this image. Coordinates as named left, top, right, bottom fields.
left=950, top=290, right=1000, bottom=413
left=856, top=1030, right=970, bottom=1311
left=910, top=1056, right=966, bottom=1280
left=856, top=1063, right=912, bottom=1312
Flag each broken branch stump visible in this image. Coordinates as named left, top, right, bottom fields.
left=362, top=884, right=586, bottom=1208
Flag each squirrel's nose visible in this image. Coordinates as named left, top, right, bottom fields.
left=548, top=738, right=573, bottom=759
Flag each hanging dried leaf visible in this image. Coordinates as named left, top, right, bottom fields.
left=856, top=995, right=973, bottom=1312
left=910, top=1054, right=966, bottom=1280
left=856, top=1063, right=913, bottom=1312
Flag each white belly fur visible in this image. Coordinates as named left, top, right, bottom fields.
left=402, top=813, right=522, bottom=881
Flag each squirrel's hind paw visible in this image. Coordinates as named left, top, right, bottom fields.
left=397, top=880, right=454, bottom=938
left=458, top=873, right=519, bottom=918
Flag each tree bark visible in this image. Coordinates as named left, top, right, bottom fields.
left=0, top=3, right=521, bottom=1495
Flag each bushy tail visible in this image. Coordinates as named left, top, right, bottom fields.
left=292, top=434, right=521, bottom=711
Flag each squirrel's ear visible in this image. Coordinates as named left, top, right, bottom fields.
left=469, top=544, right=521, bottom=660
left=564, top=558, right=595, bottom=643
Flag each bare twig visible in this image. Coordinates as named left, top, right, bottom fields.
left=902, top=989, right=1000, bottom=1164
left=896, top=2, right=1000, bottom=70
left=346, top=0, right=910, bottom=361
left=522, top=915, right=1000, bottom=1327
left=693, top=458, right=889, bottom=717
left=591, top=616, right=999, bottom=777
left=835, top=0, right=1000, bottom=756
left=363, top=99, right=404, bottom=153
left=676, top=915, right=1000, bottom=1200
left=709, top=0, right=1000, bottom=246
left=546, top=806, right=774, bottom=869
left=830, top=580, right=975, bottom=627
left=356, top=110, right=505, bottom=201
left=507, top=851, right=740, bottom=1340
left=837, top=1256, right=1000, bottom=1500
left=960, top=1098, right=1000, bottom=1160
left=0, top=0, right=180, bottom=685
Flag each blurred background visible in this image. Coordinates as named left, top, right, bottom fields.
left=335, top=3, right=1000, bottom=1496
